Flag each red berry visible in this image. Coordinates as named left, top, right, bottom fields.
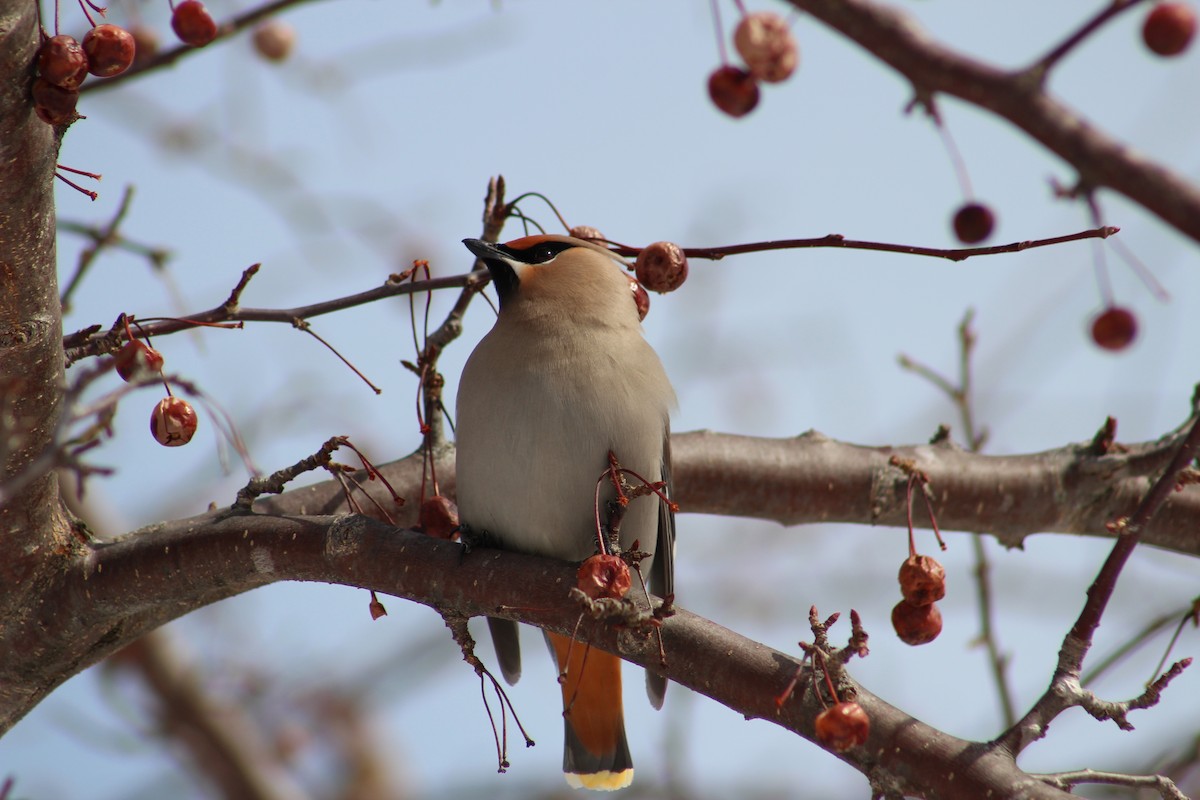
left=83, top=24, right=136, bottom=77
left=150, top=397, right=199, bottom=447
left=708, top=65, right=760, bottom=118
left=172, top=0, right=218, bottom=47
left=635, top=241, right=688, bottom=294
left=734, top=12, right=799, bottom=83
left=898, top=554, right=946, bottom=607
left=628, top=276, right=650, bottom=322
left=577, top=554, right=632, bottom=600
left=252, top=20, right=296, bottom=62
left=37, top=35, right=89, bottom=90
left=892, top=600, right=942, bottom=646
left=31, top=78, right=79, bottom=126
left=814, top=701, right=870, bottom=752
left=1090, top=306, right=1138, bottom=351
left=1143, top=2, right=1196, bottom=56
left=114, top=340, right=165, bottom=382
left=952, top=202, right=995, bottom=244
left=418, top=495, right=460, bottom=540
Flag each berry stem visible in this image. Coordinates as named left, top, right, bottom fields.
left=710, top=0, right=729, bottom=64
left=54, top=172, right=98, bottom=201
left=935, top=116, right=975, bottom=201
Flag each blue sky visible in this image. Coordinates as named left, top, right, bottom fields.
left=6, top=0, right=1200, bottom=796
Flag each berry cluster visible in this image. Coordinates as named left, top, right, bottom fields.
left=709, top=11, right=798, bottom=119
left=891, top=554, right=945, bottom=646
left=33, top=25, right=135, bottom=124
left=31, top=1, right=299, bottom=127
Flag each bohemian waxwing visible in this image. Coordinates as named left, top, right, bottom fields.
left=456, top=234, right=677, bottom=791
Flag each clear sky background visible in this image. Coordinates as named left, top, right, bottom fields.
left=5, top=0, right=1200, bottom=797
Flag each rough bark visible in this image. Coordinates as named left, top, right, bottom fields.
left=0, top=0, right=74, bottom=716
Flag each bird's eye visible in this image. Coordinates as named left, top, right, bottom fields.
left=531, top=243, right=561, bottom=263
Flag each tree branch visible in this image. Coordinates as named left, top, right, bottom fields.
left=250, top=421, right=1200, bottom=558
left=786, top=0, right=1200, bottom=244
left=2, top=512, right=1080, bottom=799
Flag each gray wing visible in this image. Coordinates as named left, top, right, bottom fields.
left=487, top=616, right=522, bottom=685
left=646, top=429, right=675, bottom=709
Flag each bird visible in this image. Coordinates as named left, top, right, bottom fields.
left=455, top=234, right=676, bottom=791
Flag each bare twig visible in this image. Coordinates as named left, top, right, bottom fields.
left=60, top=186, right=141, bottom=311
left=1032, top=768, right=1189, bottom=800
left=1000, top=410, right=1200, bottom=753
left=606, top=226, right=1117, bottom=263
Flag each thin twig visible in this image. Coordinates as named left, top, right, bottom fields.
left=606, top=226, right=1118, bottom=263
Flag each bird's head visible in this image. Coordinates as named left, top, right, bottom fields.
left=463, top=235, right=643, bottom=324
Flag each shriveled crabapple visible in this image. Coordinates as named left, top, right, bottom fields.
left=418, top=495, right=460, bottom=540
left=708, top=65, right=760, bottom=118
left=577, top=554, right=632, bottom=600
left=32, top=78, right=79, bottom=126
left=628, top=276, right=650, bottom=322
left=1143, top=2, right=1196, bottom=56
left=952, top=202, right=995, bottom=244
left=114, top=339, right=165, bottom=382
left=634, top=241, right=688, bottom=294
left=1090, top=306, right=1138, bottom=351
left=172, top=0, right=218, bottom=48
left=891, top=599, right=943, bottom=646
left=130, top=25, right=160, bottom=67
left=37, top=35, right=89, bottom=90
left=569, top=225, right=606, bottom=243
left=734, top=12, right=799, bottom=83
left=150, top=396, right=199, bottom=447
left=252, top=20, right=296, bottom=62
left=815, top=701, right=870, bottom=751
left=898, top=554, right=946, bottom=607
left=83, top=24, right=136, bottom=77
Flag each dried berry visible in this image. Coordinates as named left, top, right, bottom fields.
left=635, top=241, right=688, bottom=294
left=815, top=701, right=869, bottom=751
left=952, top=202, right=995, bottom=244
left=569, top=225, right=605, bottom=243
left=32, top=78, right=79, bottom=126
left=1090, top=306, right=1138, bottom=351
left=252, top=20, right=296, bottom=62
left=83, top=24, right=136, bottom=77
left=418, top=495, right=460, bottom=540
left=37, top=35, right=89, bottom=90
left=130, top=25, right=160, bottom=67
left=629, top=276, right=650, bottom=322
left=114, top=340, right=165, bottom=382
left=577, top=554, right=631, bottom=600
left=891, top=600, right=943, bottom=646
left=172, top=0, right=218, bottom=48
left=898, top=554, right=946, bottom=607
left=734, top=12, right=799, bottom=83
left=150, top=396, right=198, bottom=447
left=1143, top=2, right=1196, bottom=56
left=708, top=65, right=760, bottom=118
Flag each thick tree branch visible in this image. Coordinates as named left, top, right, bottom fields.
left=254, top=422, right=1200, bottom=557
left=787, top=0, right=1200, bottom=244
left=2, top=512, right=1079, bottom=799
left=0, top=0, right=74, bottom=641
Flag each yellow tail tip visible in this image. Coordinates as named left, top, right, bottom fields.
left=565, top=769, right=634, bottom=791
